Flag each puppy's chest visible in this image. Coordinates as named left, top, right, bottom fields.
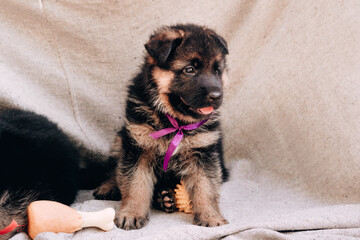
left=126, top=123, right=220, bottom=155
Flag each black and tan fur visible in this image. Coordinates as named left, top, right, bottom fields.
left=94, top=24, right=229, bottom=230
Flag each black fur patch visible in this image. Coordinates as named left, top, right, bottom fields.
left=0, top=109, right=80, bottom=239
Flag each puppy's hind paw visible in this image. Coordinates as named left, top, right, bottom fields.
left=93, top=184, right=121, bottom=201
left=154, top=189, right=177, bottom=213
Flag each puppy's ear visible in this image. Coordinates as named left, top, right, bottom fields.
left=214, top=35, right=229, bottom=55
left=145, top=28, right=183, bottom=65
left=205, top=29, right=229, bottom=55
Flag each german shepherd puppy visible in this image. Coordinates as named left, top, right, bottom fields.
left=94, top=24, right=229, bottom=230
left=0, top=109, right=80, bottom=240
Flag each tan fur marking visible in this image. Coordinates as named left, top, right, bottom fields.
left=126, top=122, right=170, bottom=154
left=126, top=123, right=157, bottom=149
left=182, top=165, right=227, bottom=226
left=163, top=31, right=180, bottom=40
left=181, top=131, right=220, bottom=150
left=162, top=29, right=184, bottom=40
left=118, top=151, right=155, bottom=216
left=214, top=53, right=224, bottom=63
left=109, top=135, right=122, bottom=158
left=152, top=28, right=184, bottom=42
left=171, top=59, right=189, bottom=70
left=152, top=67, right=174, bottom=94
left=177, top=29, right=185, bottom=38
left=146, top=56, right=155, bottom=65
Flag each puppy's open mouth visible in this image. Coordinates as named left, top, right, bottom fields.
left=196, top=106, right=214, bottom=115
left=180, top=97, right=214, bottom=115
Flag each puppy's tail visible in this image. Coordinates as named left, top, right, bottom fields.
left=0, top=189, right=40, bottom=240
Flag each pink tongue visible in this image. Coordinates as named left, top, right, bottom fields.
left=198, top=106, right=214, bottom=115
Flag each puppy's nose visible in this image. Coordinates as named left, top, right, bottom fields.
left=207, top=91, right=222, bottom=101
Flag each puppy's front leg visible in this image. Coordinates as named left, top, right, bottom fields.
left=182, top=163, right=228, bottom=227
left=116, top=150, right=155, bottom=230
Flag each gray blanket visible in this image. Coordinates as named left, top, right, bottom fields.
left=2, top=0, right=360, bottom=239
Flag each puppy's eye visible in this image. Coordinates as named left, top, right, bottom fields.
left=183, top=66, right=196, bottom=75
left=214, top=67, right=222, bottom=75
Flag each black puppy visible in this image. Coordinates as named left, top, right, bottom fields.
left=94, top=24, right=229, bottom=230
left=0, top=109, right=80, bottom=239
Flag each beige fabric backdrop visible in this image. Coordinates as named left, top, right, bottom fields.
left=1, top=0, right=360, bottom=239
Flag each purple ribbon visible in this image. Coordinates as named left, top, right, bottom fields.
left=149, top=114, right=211, bottom=170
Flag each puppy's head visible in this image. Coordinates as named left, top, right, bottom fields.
left=145, top=24, right=228, bottom=122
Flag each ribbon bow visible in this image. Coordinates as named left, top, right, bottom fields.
left=149, top=114, right=211, bottom=170
left=0, top=220, right=22, bottom=235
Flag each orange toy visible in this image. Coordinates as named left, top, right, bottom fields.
left=174, top=181, right=193, bottom=214
left=27, top=201, right=115, bottom=239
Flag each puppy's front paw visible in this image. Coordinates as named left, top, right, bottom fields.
left=193, top=213, right=229, bottom=227
left=115, top=211, right=149, bottom=230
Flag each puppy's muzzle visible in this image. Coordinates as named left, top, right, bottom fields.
left=199, top=75, right=223, bottom=106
